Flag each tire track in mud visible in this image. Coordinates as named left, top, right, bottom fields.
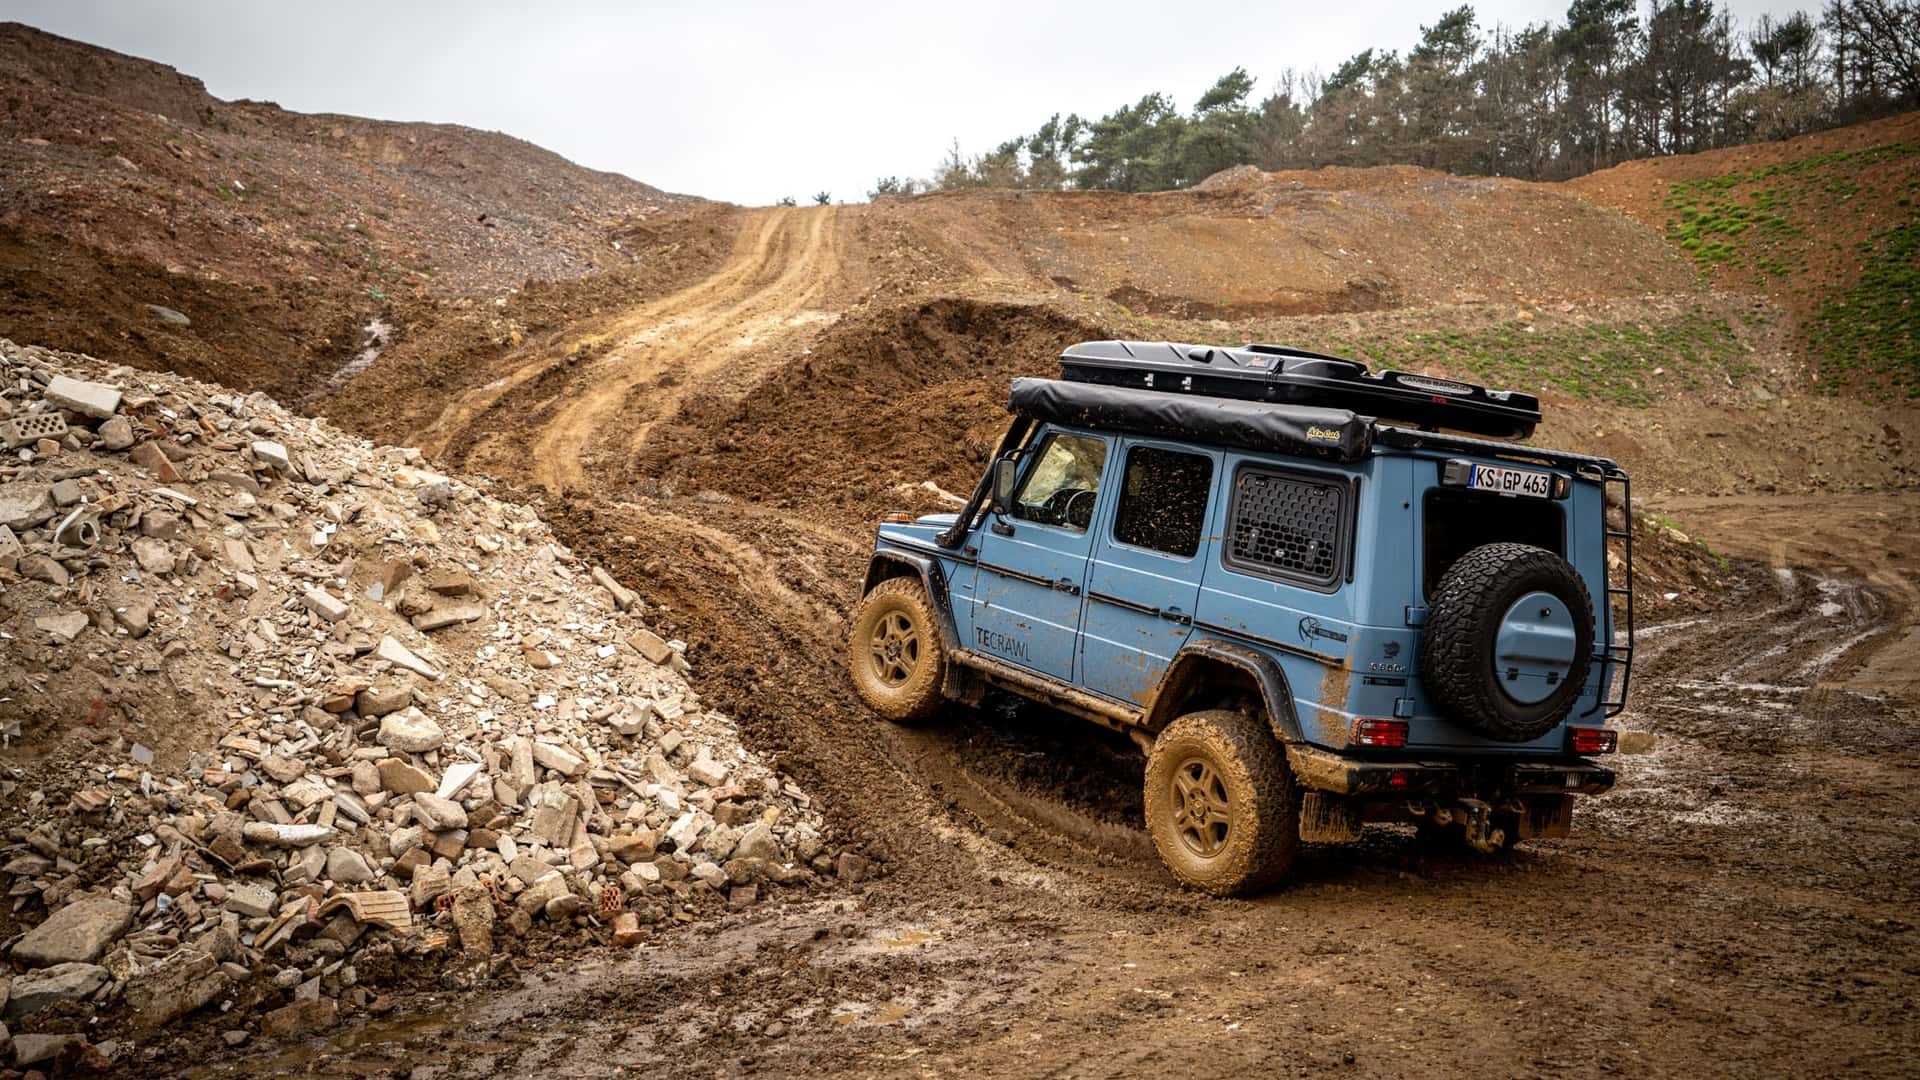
left=540, top=493, right=1188, bottom=910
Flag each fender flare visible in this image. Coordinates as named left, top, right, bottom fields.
left=861, top=550, right=963, bottom=655
left=1145, top=637, right=1304, bottom=744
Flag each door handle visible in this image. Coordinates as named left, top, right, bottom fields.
left=1159, top=606, right=1192, bottom=626
left=1053, top=579, right=1082, bottom=596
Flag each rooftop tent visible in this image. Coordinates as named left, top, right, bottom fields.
left=1058, top=340, right=1542, bottom=440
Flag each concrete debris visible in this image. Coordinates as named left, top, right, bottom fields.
left=375, top=635, right=442, bottom=680
left=11, top=896, right=133, bottom=967
left=302, top=586, right=349, bottom=622
left=0, top=339, right=833, bottom=1039
left=44, top=373, right=122, bottom=419
left=242, top=822, right=336, bottom=847
left=377, top=708, right=446, bottom=753
left=34, top=610, right=89, bottom=643
left=591, top=566, right=641, bottom=612
left=144, top=303, right=192, bottom=328
left=6, top=963, right=110, bottom=1021
left=0, top=483, right=53, bottom=530
left=262, top=997, right=337, bottom=1039
left=626, top=627, right=674, bottom=666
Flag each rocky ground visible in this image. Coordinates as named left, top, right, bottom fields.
left=0, top=340, right=879, bottom=1073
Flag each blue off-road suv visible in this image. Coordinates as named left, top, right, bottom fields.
left=848, top=341, right=1633, bottom=895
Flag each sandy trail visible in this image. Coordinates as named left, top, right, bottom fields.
left=416, top=205, right=842, bottom=492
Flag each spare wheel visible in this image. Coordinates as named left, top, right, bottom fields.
left=1419, top=542, right=1595, bottom=742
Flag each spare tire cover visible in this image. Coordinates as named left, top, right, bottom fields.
left=1419, top=542, right=1596, bottom=742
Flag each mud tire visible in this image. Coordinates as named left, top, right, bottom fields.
left=847, top=576, right=947, bottom=725
left=1144, top=710, right=1298, bottom=897
left=1421, top=542, right=1595, bottom=743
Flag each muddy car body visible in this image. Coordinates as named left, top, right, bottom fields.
left=850, top=341, right=1634, bottom=894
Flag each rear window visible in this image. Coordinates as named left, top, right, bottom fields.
left=1422, top=487, right=1565, bottom=596
left=1223, top=467, right=1348, bottom=587
left=1113, top=446, right=1213, bottom=557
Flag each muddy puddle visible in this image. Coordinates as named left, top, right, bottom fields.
left=307, top=318, right=395, bottom=403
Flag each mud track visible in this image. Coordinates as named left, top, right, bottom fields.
left=250, top=209, right=1920, bottom=1078
left=418, top=206, right=844, bottom=492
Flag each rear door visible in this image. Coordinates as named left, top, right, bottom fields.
left=967, top=428, right=1111, bottom=681
left=1079, top=440, right=1220, bottom=705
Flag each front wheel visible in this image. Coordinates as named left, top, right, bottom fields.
left=1143, top=710, right=1298, bottom=896
left=847, top=577, right=947, bottom=724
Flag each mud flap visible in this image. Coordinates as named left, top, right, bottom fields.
left=1516, top=794, right=1575, bottom=840
left=1299, top=792, right=1364, bottom=844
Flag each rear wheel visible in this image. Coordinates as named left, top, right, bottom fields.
left=847, top=577, right=947, bottom=724
left=1143, top=710, right=1298, bottom=896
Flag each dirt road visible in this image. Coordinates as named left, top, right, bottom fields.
left=254, top=205, right=1920, bottom=1080
left=416, top=206, right=844, bottom=492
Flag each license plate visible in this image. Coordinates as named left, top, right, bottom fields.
left=1469, top=463, right=1552, bottom=498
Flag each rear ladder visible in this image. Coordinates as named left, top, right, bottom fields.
left=1586, top=464, right=1634, bottom=717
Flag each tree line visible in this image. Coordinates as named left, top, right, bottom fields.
left=872, top=0, right=1919, bottom=197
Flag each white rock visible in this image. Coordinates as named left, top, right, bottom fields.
left=531, top=741, right=586, bottom=778
left=250, top=440, right=291, bottom=471
left=376, top=635, right=442, bottom=680
left=377, top=709, right=445, bottom=753
left=44, top=374, right=122, bottom=419
left=666, top=811, right=704, bottom=852
left=302, top=587, right=348, bottom=623
left=241, top=822, right=334, bottom=847
left=437, top=761, right=483, bottom=800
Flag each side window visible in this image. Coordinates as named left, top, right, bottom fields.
left=1112, top=446, right=1214, bottom=557
left=1224, top=468, right=1347, bottom=587
left=1012, top=432, right=1108, bottom=532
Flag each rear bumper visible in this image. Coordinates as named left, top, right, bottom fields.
left=1286, top=744, right=1616, bottom=799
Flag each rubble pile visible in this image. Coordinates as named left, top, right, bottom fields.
left=0, top=339, right=839, bottom=1058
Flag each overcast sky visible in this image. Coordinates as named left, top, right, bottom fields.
left=10, top=0, right=1811, bottom=206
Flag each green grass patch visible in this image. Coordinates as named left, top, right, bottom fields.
left=1810, top=221, right=1920, bottom=398
left=1661, top=139, right=1919, bottom=397
left=1662, top=140, right=1918, bottom=276
left=1289, top=313, right=1749, bottom=407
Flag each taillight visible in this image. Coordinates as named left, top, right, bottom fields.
left=1568, top=726, right=1617, bottom=755
left=1351, top=718, right=1408, bottom=748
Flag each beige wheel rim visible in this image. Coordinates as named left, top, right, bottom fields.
left=867, top=609, right=921, bottom=687
left=1170, top=755, right=1234, bottom=859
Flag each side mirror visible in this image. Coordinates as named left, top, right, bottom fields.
left=990, top=457, right=1018, bottom=515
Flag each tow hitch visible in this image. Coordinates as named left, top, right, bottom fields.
left=1411, top=797, right=1508, bottom=851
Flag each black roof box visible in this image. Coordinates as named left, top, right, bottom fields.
left=1058, top=340, right=1541, bottom=440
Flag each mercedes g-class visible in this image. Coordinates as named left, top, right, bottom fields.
left=848, top=340, right=1633, bottom=895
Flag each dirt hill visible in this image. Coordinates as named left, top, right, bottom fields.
left=1566, top=110, right=1920, bottom=398
left=0, top=22, right=694, bottom=402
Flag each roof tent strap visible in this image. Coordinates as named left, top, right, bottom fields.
left=935, top=415, right=1032, bottom=549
